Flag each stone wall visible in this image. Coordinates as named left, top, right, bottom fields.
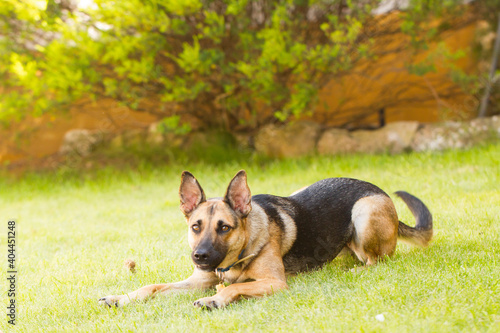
left=253, top=117, right=500, bottom=158
left=59, top=116, right=500, bottom=158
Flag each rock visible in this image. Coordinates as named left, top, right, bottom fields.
left=490, top=115, right=500, bottom=137
left=59, top=129, right=109, bottom=156
left=350, top=129, right=386, bottom=154
left=468, top=117, right=495, bottom=143
left=411, top=121, right=469, bottom=152
left=254, top=121, right=321, bottom=158
left=353, top=121, right=419, bottom=154
left=383, top=121, right=420, bottom=153
left=318, top=121, right=419, bottom=155
left=469, top=116, right=500, bottom=143
left=317, top=128, right=358, bottom=155
left=411, top=117, right=500, bottom=152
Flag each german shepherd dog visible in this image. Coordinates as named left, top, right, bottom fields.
left=99, top=170, right=432, bottom=309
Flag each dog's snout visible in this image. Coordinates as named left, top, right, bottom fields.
left=193, top=250, right=209, bottom=261
left=191, top=242, right=225, bottom=270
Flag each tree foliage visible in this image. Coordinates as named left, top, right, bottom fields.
left=0, top=0, right=496, bottom=130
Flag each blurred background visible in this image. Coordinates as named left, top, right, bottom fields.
left=1, top=0, right=499, bottom=169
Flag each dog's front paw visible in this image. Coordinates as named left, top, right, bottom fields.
left=193, top=295, right=225, bottom=310
left=98, top=294, right=130, bottom=308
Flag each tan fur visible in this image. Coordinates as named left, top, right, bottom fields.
left=276, top=207, right=297, bottom=255
left=398, top=223, right=433, bottom=247
left=348, top=195, right=399, bottom=265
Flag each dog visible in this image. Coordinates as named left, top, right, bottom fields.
left=99, top=170, right=432, bottom=309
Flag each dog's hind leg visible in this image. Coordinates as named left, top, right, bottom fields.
left=347, top=194, right=399, bottom=266
left=338, top=246, right=357, bottom=259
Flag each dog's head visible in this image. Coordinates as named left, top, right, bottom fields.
left=179, top=170, right=251, bottom=271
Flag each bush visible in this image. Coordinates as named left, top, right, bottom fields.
left=0, top=0, right=496, bottom=131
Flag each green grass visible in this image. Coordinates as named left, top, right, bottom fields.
left=1, top=145, right=500, bottom=332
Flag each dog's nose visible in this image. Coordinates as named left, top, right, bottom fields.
left=193, top=250, right=209, bottom=262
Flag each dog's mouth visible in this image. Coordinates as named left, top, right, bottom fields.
left=195, top=264, right=215, bottom=271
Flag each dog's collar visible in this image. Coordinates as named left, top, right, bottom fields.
left=215, top=249, right=255, bottom=280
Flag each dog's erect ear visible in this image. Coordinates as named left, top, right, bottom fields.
left=224, top=170, right=252, bottom=217
left=179, top=171, right=206, bottom=216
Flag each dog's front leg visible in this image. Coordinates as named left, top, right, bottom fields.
left=193, top=278, right=288, bottom=309
left=99, top=268, right=218, bottom=307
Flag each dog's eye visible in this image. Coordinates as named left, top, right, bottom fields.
left=220, top=225, right=231, bottom=232
left=191, top=225, right=200, bottom=232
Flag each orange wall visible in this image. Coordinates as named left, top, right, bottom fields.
left=314, top=16, right=477, bottom=127
left=0, top=99, right=157, bottom=164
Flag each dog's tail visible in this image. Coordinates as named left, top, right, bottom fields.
left=395, top=191, right=433, bottom=247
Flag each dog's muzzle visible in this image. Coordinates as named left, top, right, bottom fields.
left=191, top=245, right=224, bottom=271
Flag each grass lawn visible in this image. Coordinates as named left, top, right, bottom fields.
left=1, top=144, right=499, bottom=332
